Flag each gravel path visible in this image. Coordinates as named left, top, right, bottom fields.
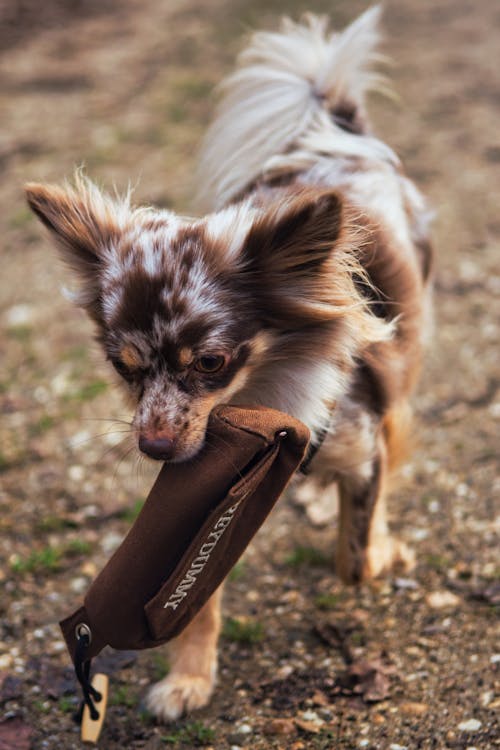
left=1, top=1, right=499, bottom=748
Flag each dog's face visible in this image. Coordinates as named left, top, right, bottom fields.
left=25, top=176, right=375, bottom=462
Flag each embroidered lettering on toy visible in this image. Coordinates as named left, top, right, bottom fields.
left=163, top=501, right=241, bottom=610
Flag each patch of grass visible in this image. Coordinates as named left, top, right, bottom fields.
left=350, top=630, right=365, bottom=647
left=8, top=206, right=34, bottom=229
left=162, top=721, right=215, bottom=746
left=151, top=653, right=170, bottom=681
left=58, top=696, right=77, bottom=714
left=119, top=498, right=145, bottom=523
left=64, top=538, right=92, bottom=556
left=314, top=592, right=342, bottom=611
left=285, top=545, right=328, bottom=568
left=425, top=553, right=450, bottom=571
left=222, top=616, right=264, bottom=644
left=36, top=515, right=77, bottom=533
left=10, top=546, right=62, bottom=574
left=63, top=345, right=88, bottom=362
left=10, top=539, right=92, bottom=574
left=228, top=561, right=245, bottom=582
left=110, top=685, right=137, bottom=708
left=30, top=414, right=54, bottom=436
left=33, top=699, right=50, bottom=714
left=167, top=102, right=188, bottom=123
left=6, top=325, right=32, bottom=342
left=175, top=77, right=213, bottom=100
left=67, top=379, right=108, bottom=402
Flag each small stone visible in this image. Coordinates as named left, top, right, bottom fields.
left=372, top=713, right=385, bottom=724
left=67, top=429, right=91, bottom=449
left=0, top=654, right=13, bottom=669
left=290, top=743, right=306, bottom=750
left=394, top=577, right=418, bottom=590
left=81, top=561, right=97, bottom=578
left=101, top=531, right=124, bottom=554
left=399, top=701, right=429, bottom=716
left=426, top=590, right=460, bottom=609
left=410, top=527, right=429, bottom=541
left=294, top=718, right=322, bottom=734
left=5, top=304, right=34, bottom=326
left=458, top=719, right=482, bottom=732
left=264, top=718, right=296, bottom=736
left=236, top=723, right=252, bottom=734
left=480, top=690, right=493, bottom=707
left=389, top=745, right=408, bottom=750
left=68, top=465, right=85, bottom=482
left=300, top=710, right=322, bottom=723
left=70, top=576, right=88, bottom=594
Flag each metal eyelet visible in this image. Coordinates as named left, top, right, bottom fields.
left=75, top=622, right=92, bottom=644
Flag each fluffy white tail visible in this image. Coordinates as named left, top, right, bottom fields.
left=197, top=6, right=386, bottom=210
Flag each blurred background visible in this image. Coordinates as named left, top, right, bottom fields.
left=0, top=1, right=499, bottom=748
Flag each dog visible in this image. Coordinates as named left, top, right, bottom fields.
left=25, top=6, right=432, bottom=722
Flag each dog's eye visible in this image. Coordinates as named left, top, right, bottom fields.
left=112, top=358, right=146, bottom=382
left=194, top=355, right=227, bottom=374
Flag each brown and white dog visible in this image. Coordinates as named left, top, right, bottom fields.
left=26, top=7, right=432, bottom=722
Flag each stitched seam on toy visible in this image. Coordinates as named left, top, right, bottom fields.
left=216, top=412, right=275, bottom=444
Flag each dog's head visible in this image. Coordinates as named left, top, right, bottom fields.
left=26, top=175, right=384, bottom=462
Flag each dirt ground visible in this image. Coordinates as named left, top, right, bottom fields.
left=0, top=0, right=499, bottom=748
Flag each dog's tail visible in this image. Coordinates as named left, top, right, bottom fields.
left=197, top=6, right=388, bottom=210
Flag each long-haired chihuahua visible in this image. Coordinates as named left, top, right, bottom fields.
left=26, top=6, right=432, bottom=721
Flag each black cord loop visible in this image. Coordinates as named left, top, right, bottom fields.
left=73, top=624, right=102, bottom=723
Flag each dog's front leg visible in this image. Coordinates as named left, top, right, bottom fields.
left=146, top=585, right=222, bottom=722
left=335, top=436, right=414, bottom=584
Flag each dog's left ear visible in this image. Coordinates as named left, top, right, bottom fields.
left=239, top=190, right=346, bottom=326
left=25, top=175, right=127, bottom=320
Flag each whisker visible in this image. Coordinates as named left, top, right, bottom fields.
left=69, top=428, right=135, bottom=449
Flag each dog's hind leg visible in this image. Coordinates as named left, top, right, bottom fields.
left=335, top=431, right=414, bottom=585
left=146, top=585, right=222, bottom=722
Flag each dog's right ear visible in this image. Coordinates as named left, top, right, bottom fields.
left=25, top=175, right=128, bottom=319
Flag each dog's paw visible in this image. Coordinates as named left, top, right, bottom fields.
left=364, top=536, right=415, bottom=580
left=336, top=536, right=415, bottom=584
left=146, top=673, right=215, bottom=722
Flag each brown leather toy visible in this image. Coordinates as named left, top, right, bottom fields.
left=60, top=405, right=310, bottom=727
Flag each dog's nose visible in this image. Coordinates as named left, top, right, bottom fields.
left=138, top=434, right=176, bottom=461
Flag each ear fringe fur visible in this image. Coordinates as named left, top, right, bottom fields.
left=25, top=171, right=137, bottom=313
